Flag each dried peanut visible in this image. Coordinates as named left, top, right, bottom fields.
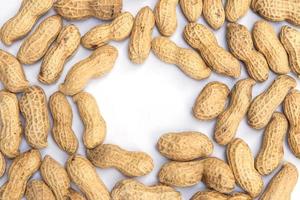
left=67, top=189, right=87, bottom=200
left=193, top=81, right=229, bottom=120
left=191, top=190, right=251, bottom=200
left=225, top=0, right=251, bottom=22
left=49, top=91, right=78, bottom=155
left=248, top=75, right=296, bottom=129
left=253, top=20, right=290, bottom=74
left=25, top=180, right=56, bottom=200
left=184, top=23, right=241, bottom=78
left=59, top=45, right=118, bottom=96
left=17, top=15, right=63, bottom=65
left=202, top=0, right=225, bottom=30
left=179, top=0, right=202, bottom=22
left=255, top=112, right=288, bottom=175
left=227, top=23, right=269, bottom=82
left=227, top=138, right=263, bottom=197
left=215, top=78, right=256, bottom=145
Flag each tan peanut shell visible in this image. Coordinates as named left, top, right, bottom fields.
left=227, top=23, right=269, bottom=82
left=0, top=152, right=5, bottom=178
left=66, top=155, right=110, bottom=200
left=248, top=75, right=296, bottom=129
left=179, top=0, right=202, bottom=22
left=67, top=189, right=87, bottom=200
left=111, top=179, right=182, bottom=200
left=151, top=36, right=211, bottom=80
left=39, top=24, right=81, bottom=85
left=193, top=81, right=229, bottom=120
left=73, top=92, right=106, bottom=149
left=17, top=15, right=63, bottom=65
left=225, top=0, right=251, bottom=22
left=25, top=180, right=56, bottom=200
left=184, top=23, right=241, bottom=78
left=49, top=91, right=78, bottom=155
left=0, top=90, right=22, bottom=158
left=202, top=0, right=225, bottom=30
left=157, top=131, right=213, bottom=161
left=191, top=190, right=251, bottom=200
left=54, top=0, right=122, bottom=21
left=154, top=0, right=178, bottom=36
left=227, top=138, right=263, bottom=198
left=129, top=6, right=155, bottom=64
left=59, top=45, right=118, bottom=96
left=253, top=20, right=290, bottom=74
left=215, top=78, right=256, bottom=145
left=0, top=0, right=53, bottom=45
left=255, top=112, right=288, bottom=175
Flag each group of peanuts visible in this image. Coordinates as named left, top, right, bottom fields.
left=0, top=0, right=299, bottom=199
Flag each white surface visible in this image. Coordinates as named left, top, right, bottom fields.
left=0, top=0, right=299, bottom=199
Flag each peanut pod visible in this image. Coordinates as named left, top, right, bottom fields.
left=202, top=0, right=225, bottom=30
left=25, top=180, right=56, bottom=200
left=225, top=0, right=251, bottom=22
left=191, top=190, right=251, bottom=200
left=179, top=0, right=202, bottom=22
left=67, top=189, right=87, bottom=200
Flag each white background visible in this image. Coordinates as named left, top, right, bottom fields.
left=0, top=0, right=299, bottom=199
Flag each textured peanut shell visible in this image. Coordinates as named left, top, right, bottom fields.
left=180, top=0, right=202, bottom=22
left=157, top=131, right=213, bottom=161
left=59, top=45, right=118, bottom=96
left=0, top=0, right=53, bottom=45
left=225, top=0, right=251, bottom=22
left=193, top=82, right=229, bottom=120
left=191, top=190, right=251, bottom=200
left=215, top=78, right=256, bottom=145
left=184, top=23, right=241, bottom=78
left=25, top=180, right=56, bottom=200
left=67, top=189, right=87, bottom=200
left=202, top=0, right=225, bottom=30
left=17, top=15, right=63, bottom=65
left=248, top=75, right=296, bottom=129
left=19, top=86, right=50, bottom=149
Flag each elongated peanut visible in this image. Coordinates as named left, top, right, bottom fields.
left=73, top=92, right=106, bottom=149
left=54, top=0, right=122, bottom=20
left=19, top=86, right=50, bottom=149
left=0, top=149, right=41, bottom=200
left=0, top=90, right=22, bottom=158
left=215, top=78, right=256, bottom=145
left=225, top=0, right=251, bottom=22
left=202, top=0, right=225, bottom=30
left=111, top=179, right=182, bottom=200
left=68, top=189, right=87, bottom=200
left=0, top=152, right=5, bottom=178
left=157, top=131, right=213, bottom=161
left=66, top=155, right=110, bottom=200
left=253, top=20, right=290, bottom=74
left=81, top=12, right=134, bottom=49
left=280, top=26, right=300, bottom=77
left=227, top=138, right=263, bottom=197
left=180, top=0, right=202, bottom=22
left=25, top=180, right=56, bottom=200
left=184, top=23, right=241, bottom=78
left=129, top=6, right=155, bottom=64
left=49, top=91, right=78, bottom=155
left=248, top=75, right=296, bottom=129
left=255, top=112, right=288, bottom=175
left=227, top=23, right=269, bottom=82
left=193, top=82, right=229, bottom=120
left=154, top=0, right=178, bottom=36
left=17, top=15, right=63, bottom=65
left=59, top=45, right=118, bottom=96
left=191, top=190, right=251, bottom=200
left=0, top=0, right=53, bottom=45
left=152, top=36, right=211, bottom=80
left=39, top=25, right=81, bottom=85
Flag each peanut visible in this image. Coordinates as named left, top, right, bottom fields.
left=248, top=75, right=296, bottom=129
left=157, top=131, right=213, bottom=161
left=54, top=0, right=122, bottom=21
left=0, top=152, right=5, bottom=178
left=151, top=36, right=211, bottom=80
left=49, top=91, right=78, bottom=155
left=179, top=0, right=202, bottom=22
left=260, top=163, right=298, bottom=200
left=59, top=45, right=118, bottom=96
left=39, top=24, right=81, bottom=85
left=191, top=190, right=251, bottom=200
left=66, top=155, right=110, bottom=200
left=81, top=12, right=134, bottom=49
left=19, top=86, right=50, bottom=149
left=17, top=15, right=63, bottom=65
left=202, top=0, right=225, bottom=30
left=67, top=189, right=87, bottom=200
left=128, top=6, right=155, bottom=64
left=227, top=138, right=263, bottom=197
left=0, top=90, right=22, bottom=158
left=25, top=180, right=56, bottom=200
left=0, top=0, right=53, bottom=45
left=227, top=23, right=269, bottom=82
left=253, top=20, right=290, bottom=74
left=184, top=23, right=241, bottom=78
left=73, top=92, right=106, bottom=149
left=154, top=0, right=178, bottom=36
left=215, top=78, right=256, bottom=145
left=111, top=179, right=182, bottom=200
left=193, top=82, right=229, bottom=120
left=225, top=0, right=251, bottom=22
left=255, top=112, right=288, bottom=175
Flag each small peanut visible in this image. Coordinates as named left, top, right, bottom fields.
left=67, top=189, right=87, bottom=200
left=179, top=0, right=202, bottom=22
left=25, top=180, right=56, bottom=200
left=225, top=0, right=251, bottom=22
left=151, top=36, right=211, bottom=80
left=202, top=0, right=225, bottom=30
left=81, top=12, right=134, bottom=49
left=191, top=190, right=251, bottom=200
